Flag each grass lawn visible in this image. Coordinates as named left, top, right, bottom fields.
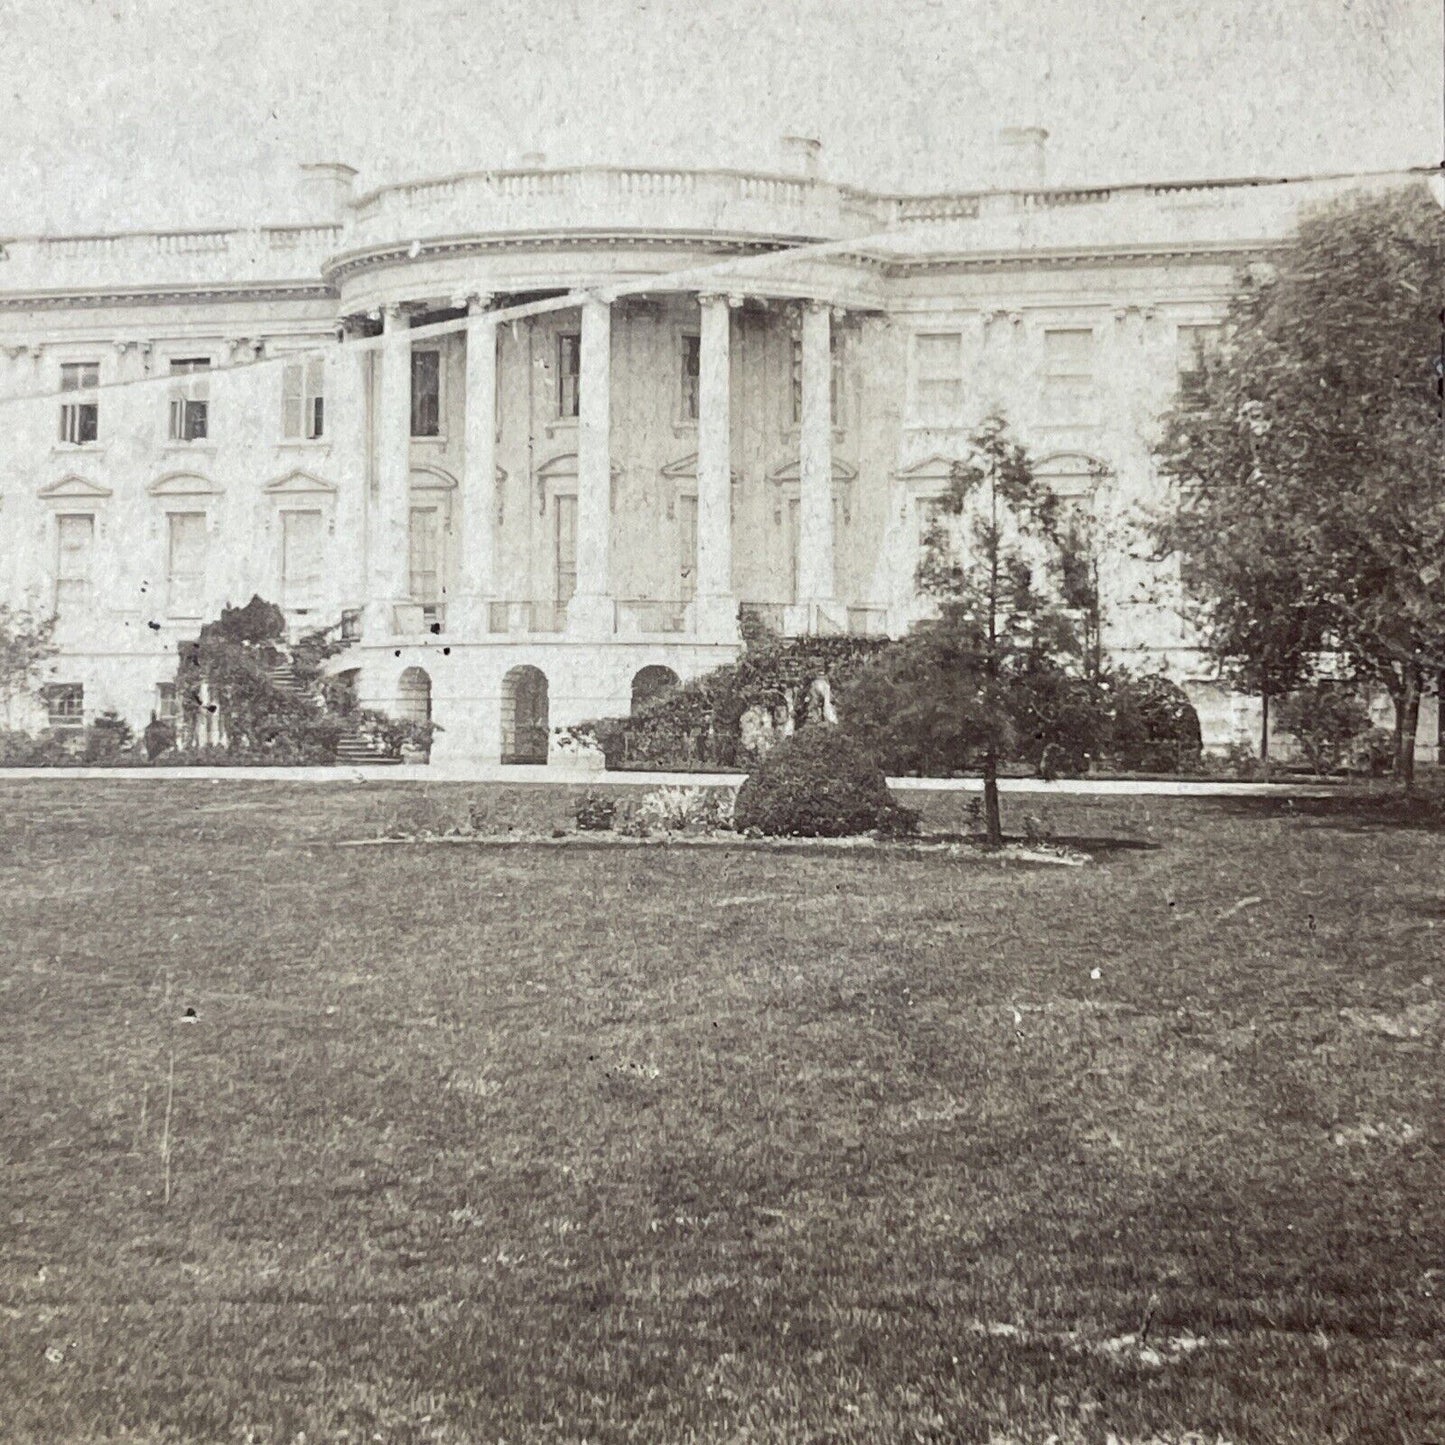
left=1, top=780, right=1441, bottom=1444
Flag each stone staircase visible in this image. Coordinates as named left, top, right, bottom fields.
left=267, top=658, right=399, bottom=767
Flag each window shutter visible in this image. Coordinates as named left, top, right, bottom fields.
left=282, top=362, right=304, bottom=438
left=306, top=357, right=325, bottom=438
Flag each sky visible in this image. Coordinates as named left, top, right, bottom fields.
left=0, top=0, right=1440, bottom=233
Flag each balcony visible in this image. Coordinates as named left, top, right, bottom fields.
left=615, top=598, right=689, bottom=636
left=487, top=600, right=568, bottom=635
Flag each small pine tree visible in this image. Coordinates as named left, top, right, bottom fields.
left=909, top=412, right=1105, bottom=845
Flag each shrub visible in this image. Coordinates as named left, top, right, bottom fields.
left=1350, top=726, right=1396, bottom=778
left=82, top=711, right=135, bottom=764
left=0, top=728, right=75, bottom=767
left=1107, top=673, right=1203, bottom=772
left=355, top=710, right=438, bottom=762
left=574, top=789, right=617, bottom=832
left=1277, top=683, right=1373, bottom=776
left=1012, top=671, right=1111, bottom=777
left=733, top=726, right=918, bottom=838
left=143, top=715, right=178, bottom=761
left=1222, top=736, right=1264, bottom=780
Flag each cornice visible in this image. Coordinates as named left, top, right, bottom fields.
left=0, top=282, right=336, bottom=313
left=0, top=238, right=1286, bottom=316
left=323, top=230, right=829, bottom=285
left=882, top=240, right=1280, bottom=275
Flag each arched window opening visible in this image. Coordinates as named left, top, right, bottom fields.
left=397, top=667, right=432, bottom=726
left=501, top=666, right=549, bottom=764
left=630, top=665, right=680, bottom=715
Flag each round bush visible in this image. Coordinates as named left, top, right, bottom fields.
left=1108, top=674, right=1203, bottom=772
left=734, top=725, right=917, bottom=837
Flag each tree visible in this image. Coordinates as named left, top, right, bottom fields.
left=846, top=412, right=1104, bottom=845
left=1157, top=184, right=1445, bottom=785
left=0, top=605, right=58, bottom=728
left=1154, top=472, right=1323, bottom=767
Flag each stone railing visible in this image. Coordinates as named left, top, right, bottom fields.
left=0, top=224, right=344, bottom=298
left=846, top=606, right=890, bottom=637
left=615, top=598, right=689, bottom=635
left=342, top=166, right=879, bottom=257
left=392, top=601, right=446, bottom=636
left=487, top=600, right=568, bottom=635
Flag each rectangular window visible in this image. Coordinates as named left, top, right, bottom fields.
left=1177, top=324, right=1222, bottom=408
left=410, top=349, right=441, bottom=437
left=55, top=513, right=95, bottom=612
left=59, top=361, right=100, bottom=444
left=408, top=505, right=442, bottom=603
left=554, top=494, right=577, bottom=606
left=790, top=337, right=841, bottom=425
left=916, top=496, right=958, bottom=593
left=166, top=511, right=208, bottom=617
left=281, top=509, right=324, bottom=609
left=913, top=333, right=963, bottom=425
left=678, top=493, right=698, bottom=602
left=1041, top=329, right=1095, bottom=420
left=155, top=681, right=179, bottom=722
left=44, top=683, right=83, bottom=730
left=168, top=357, right=210, bottom=441
left=680, top=333, right=700, bottom=421
left=917, top=495, right=951, bottom=555
left=282, top=357, right=325, bottom=439
left=557, top=333, right=581, bottom=419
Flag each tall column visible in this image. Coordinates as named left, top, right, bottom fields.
left=797, top=299, right=835, bottom=615
left=569, top=296, right=614, bottom=635
left=329, top=324, right=370, bottom=615
left=366, top=303, right=412, bottom=635
left=693, top=293, right=740, bottom=641
left=458, top=294, right=497, bottom=631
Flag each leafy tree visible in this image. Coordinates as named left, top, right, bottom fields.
left=1157, top=184, right=1445, bottom=785
left=0, top=605, right=57, bottom=727
left=175, top=596, right=435, bottom=762
left=1276, top=682, right=1373, bottom=776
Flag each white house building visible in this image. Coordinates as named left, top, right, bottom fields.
left=1, top=136, right=1435, bottom=763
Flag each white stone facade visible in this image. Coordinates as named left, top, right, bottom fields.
left=1, top=155, right=1435, bottom=762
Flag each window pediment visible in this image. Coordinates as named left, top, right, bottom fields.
left=536, top=451, right=621, bottom=513
left=537, top=452, right=621, bottom=482
left=661, top=452, right=740, bottom=488
left=1037, top=451, right=1108, bottom=499
left=894, top=453, right=965, bottom=486
left=410, top=464, right=459, bottom=492
left=39, top=474, right=112, bottom=500
left=149, top=471, right=221, bottom=497
left=766, top=456, right=857, bottom=488
left=264, top=468, right=337, bottom=496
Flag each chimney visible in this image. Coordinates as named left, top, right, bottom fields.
left=298, top=162, right=358, bottom=219
left=780, top=135, right=823, bottom=179
left=996, top=126, right=1048, bottom=189
left=519, top=151, right=548, bottom=168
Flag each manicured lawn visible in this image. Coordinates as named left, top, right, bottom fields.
left=1, top=781, right=1441, bottom=1443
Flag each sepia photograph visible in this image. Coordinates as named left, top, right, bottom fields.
left=1, top=1, right=1442, bottom=1440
